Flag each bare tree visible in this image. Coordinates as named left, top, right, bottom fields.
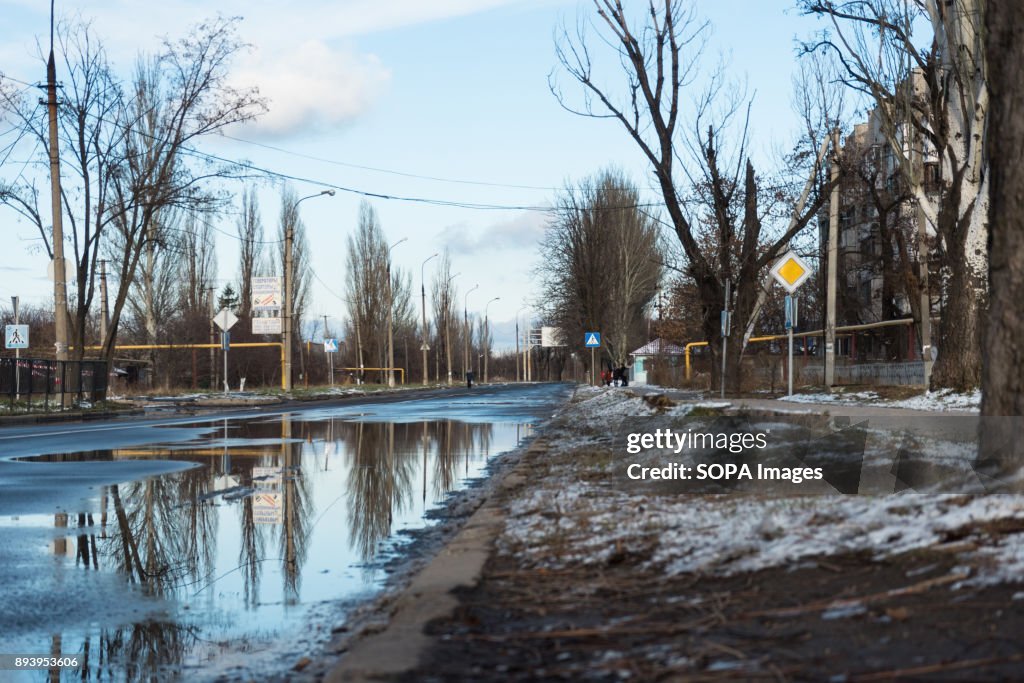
left=176, top=209, right=216, bottom=327
left=801, top=0, right=988, bottom=390
left=120, top=205, right=179, bottom=347
left=0, top=18, right=126, bottom=354
left=552, top=2, right=836, bottom=391
left=836, top=132, right=921, bottom=348
left=0, top=14, right=268, bottom=362
left=537, top=169, right=662, bottom=369
left=276, top=186, right=312, bottom=385
left=100, top=17, right=265, bottom=364
left=431, top=250, right=459, bottom=385
left=345, top=201, right=389, bottom=381
left=237, top=186, right=263, bottom=319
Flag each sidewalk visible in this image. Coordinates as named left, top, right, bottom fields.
left=309, top=386, right=1024, bottom=682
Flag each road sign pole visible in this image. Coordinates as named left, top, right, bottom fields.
left=222, top=332, right=229, bottom=394
left=788, top=324, right=794, bottom=397
left=720, top=280, right=731, bottom=399
left=591, top=347, right=595, bottom=386
left=826, top=128, right=840, bottom=389
left=786, top=296, right=796, bottom=397
left=11, top=297, right=19, bottom=401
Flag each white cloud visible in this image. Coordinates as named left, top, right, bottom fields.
left=437, top=212, right=547, bottom=255
left=231, top=40, right=390, bottom=137
left=2, top=0, right=535, bottom=135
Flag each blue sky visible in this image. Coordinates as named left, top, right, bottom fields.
left=0, top=1, right=833, bottom=349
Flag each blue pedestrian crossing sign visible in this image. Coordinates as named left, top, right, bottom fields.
left=4, top=324, right=28, bottom=349
left=324, top=338, right=339, bottom=353
left=584, top=332, right=601, bottom=348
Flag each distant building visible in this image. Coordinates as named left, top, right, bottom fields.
left=824, top=82, right=941, bottom=362
left=629, top=338, right=686, bottom=385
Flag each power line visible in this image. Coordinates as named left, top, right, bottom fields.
left=0, top=73, right=39, bottom=89
left=218, top=132, right=561, bottom=192
left=177, top=146, right=559, bottom=212
left=3, top=70, right=668, bottom=214
left=69, top=100, right=664, bottom=213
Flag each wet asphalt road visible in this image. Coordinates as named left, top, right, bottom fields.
left=0, top=382, right=573, bottom=682
left=0, top=383, right=571, bottom=515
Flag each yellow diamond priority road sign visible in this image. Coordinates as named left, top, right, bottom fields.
left=770, top=251, right=812, bottom=293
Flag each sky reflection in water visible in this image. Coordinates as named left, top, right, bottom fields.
left=0, top=412, right=536, bottom=681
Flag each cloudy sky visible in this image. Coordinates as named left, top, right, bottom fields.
left=0, top=0, right=829, bottom=349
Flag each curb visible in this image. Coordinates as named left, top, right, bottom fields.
left=0, top=407, right=144, bottom=427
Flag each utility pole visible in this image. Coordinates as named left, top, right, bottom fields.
left=323, top=314, right=333, bottom=386
left=825, top=128, right=840, bottom=389
left=918, top=199, right=932, bottom=386
left=386, top=261, right=394, bottom=387
left=916, top=163, right=933, bottom=387
left=516, top=306, right=527, bottom=382
left=11, top=296, right=20, bottom=400
left=45, top=6, right=69, bottom=373
left=99, top=260, right=109, bottom=344
left=355, top=311, right=364, bottom=384
left=464, top=284, right=478, bottom=381
left=208, top=286, right=216, bottom=390
left=484, top=297, right=499, bottom=383
left=525, top=321, right=532, bottom=382
left=386, top=238, right=407, bottom=387
left=515, top=318, right=520, bottom=382
left=720, top=279, right=731, bottom=399
left=283, top=190, right=334, bottom=391
left=421, top=253, right=438, bottom=386
left=283, top=219, right=294, bottom=391
left=445, top=272, right=459, bottom=386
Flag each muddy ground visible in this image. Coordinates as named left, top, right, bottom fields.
left=396, top=459, right=1024, bottom=681
left=403, top=547, right=1024, bottom=681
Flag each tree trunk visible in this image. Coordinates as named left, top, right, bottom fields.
left=980, top=0, right=1024, bottom=481
left=930, top=212, right=985, bottom=391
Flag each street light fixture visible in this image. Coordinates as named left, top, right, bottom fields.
left=464, top=284, right=479, bottom=379
left=420, top=253, right=439, bottom=385
left=386, top=237, right=408, bottom=387
left=484, top=297, right=500, bottom=383
left=283, top=189, right=335, bottom=391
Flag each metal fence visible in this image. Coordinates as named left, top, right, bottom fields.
left=0, top=358, right=108, bottom=410
left=802, top=361, right=926, bottom=387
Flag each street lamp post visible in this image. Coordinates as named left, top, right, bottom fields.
left=464, top=284, right=479, bottom=381
left=283, top=189, right=334, bottom=391
left=421, top=253, right=439, bottom=385
left=443, top=272, right=460, bottom=385
left=516, top=306, right=528, bottom=382
left=484, top=297, right=499, bottom=383
left=386, top=238, right=408, bottom=387
left=323, top=314, right=334, bottom=387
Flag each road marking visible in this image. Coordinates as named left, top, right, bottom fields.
left=0, top=423, right=156, bottom=440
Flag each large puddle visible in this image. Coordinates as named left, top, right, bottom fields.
left=0, top=385, right=566, bottom=681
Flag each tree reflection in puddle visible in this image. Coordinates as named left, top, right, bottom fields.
left=6, top=414, right=533, bottom=681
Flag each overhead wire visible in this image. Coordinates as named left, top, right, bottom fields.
left=2, top=68, right=670, bottom=214
left=217, top=132, right=562, bottom=192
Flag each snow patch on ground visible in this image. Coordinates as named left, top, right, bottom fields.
left=563, top=387, right=657, bottom=428
left=779, top=389, right=981, bottom=412
left=503, top=485, right=1024, bottom=587
left=505, top=389, right=1024, bottom=589
left=887, top=389, right=982, bottom=412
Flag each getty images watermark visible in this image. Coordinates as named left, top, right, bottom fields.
left=614, top=414, right=1024, bottom=495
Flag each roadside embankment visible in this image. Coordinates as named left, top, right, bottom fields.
left=312, top=386, right=1024, bottom=682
